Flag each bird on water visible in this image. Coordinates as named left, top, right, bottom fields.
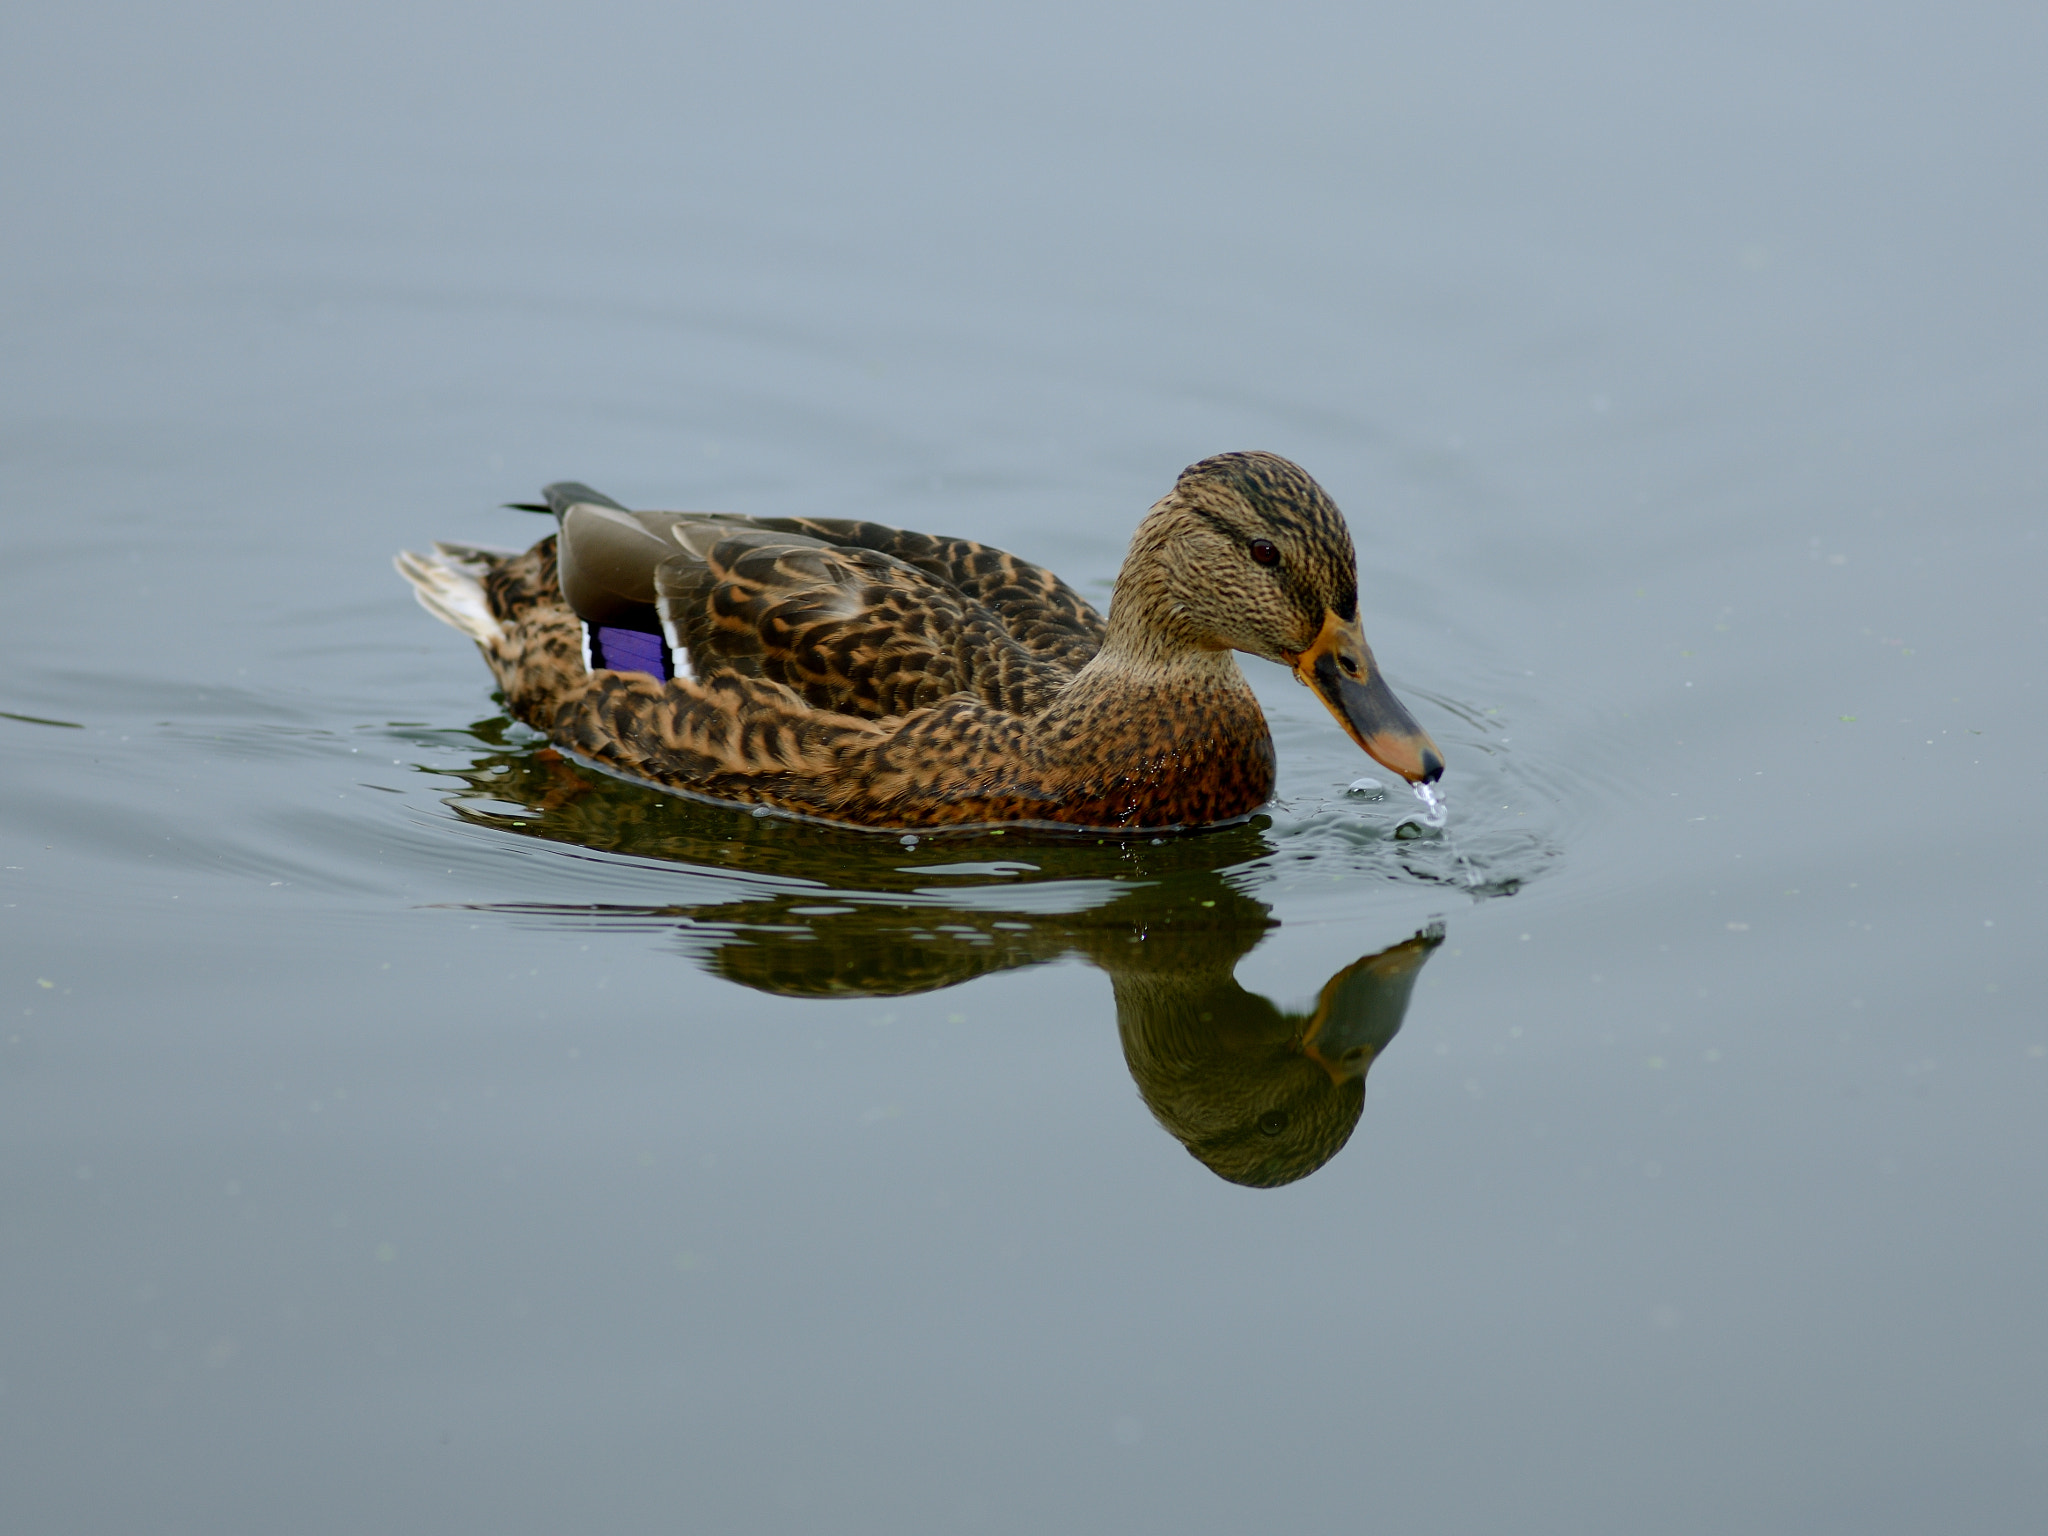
left=396, top=450, right=1443, bottom=831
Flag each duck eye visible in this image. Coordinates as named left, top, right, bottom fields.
left=1248, top=539, right=1280, bottom=568
left=1257, top=1110, right=1289, bottom=1137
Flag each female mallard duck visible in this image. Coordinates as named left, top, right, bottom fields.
left=396, top=450, right=1442, bottom=830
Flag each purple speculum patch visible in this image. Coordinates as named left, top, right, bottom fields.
left=586, top=625, right=671, bottom=681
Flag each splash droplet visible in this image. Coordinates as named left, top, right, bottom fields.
left=1412, top=781, right=1448, bottom=828
left=1345, top=777, right=1386, bottom=801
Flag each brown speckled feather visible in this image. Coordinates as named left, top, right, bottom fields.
left=545, top=657, right=1273, bottom=829
left=654, top=529, right=1077, bottom=719
left=739, top=518, right=1105, bottom=671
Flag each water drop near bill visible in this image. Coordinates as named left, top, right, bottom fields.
left=1412, top=781, right=1447, bottom=828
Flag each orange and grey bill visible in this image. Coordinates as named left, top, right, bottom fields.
left=1286, top=610, right=1444, bottom=784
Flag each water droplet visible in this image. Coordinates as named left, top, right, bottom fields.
left=1346, top=777, right=1386, bottom=800
left=1412, top=782, right=1447, bottom=828
left=900, top=834, right=919, bottom=848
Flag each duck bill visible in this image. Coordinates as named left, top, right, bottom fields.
left=1300, top=927, right=1443, bottom=1081
left=1288, top=611, right=1444, bottom=784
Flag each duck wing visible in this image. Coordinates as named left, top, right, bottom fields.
left=548, top=492, right=1075, bottom=721
left=736, top=518, right=1106, bottom=671
left=533, top=485, right=1105, bottom=667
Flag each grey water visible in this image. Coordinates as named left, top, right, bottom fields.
left=4, top=3, right=2045, bottom=1532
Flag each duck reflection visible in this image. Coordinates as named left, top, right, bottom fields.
left=435, top=725, right=1444, bottom=1186
left=658, top=884, right=1441, bottom=1187
left=1111, top=921, right=1438, bottom=1187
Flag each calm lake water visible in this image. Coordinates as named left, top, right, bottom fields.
left=5, top=4, right=2045, bottom=1531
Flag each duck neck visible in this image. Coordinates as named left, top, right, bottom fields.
left=1059, top=588, right=1265, bottom=742
left=1084, top=610, right=1248, bottom=697
left=1065, top=509, right=1264, bottom=702
left=1095, top=506, right=1210, bottom=668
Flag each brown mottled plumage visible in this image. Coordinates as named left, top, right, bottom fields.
left=396, top=451, right=1442, bottom=830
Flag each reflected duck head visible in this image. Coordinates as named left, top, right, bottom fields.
left=1111, top=924, right=1443, bottom=1188
left=1114, top=451, right=1443, bottom=785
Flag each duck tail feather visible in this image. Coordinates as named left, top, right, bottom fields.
left=542, top=481, right=631, bottom=517
left=430, top=539, right=519, bottom=564
left=393, top=546, right=506, bottom=645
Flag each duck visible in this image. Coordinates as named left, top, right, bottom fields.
left=395, top=450, right=1442, bottom=831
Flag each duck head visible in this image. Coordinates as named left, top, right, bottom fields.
left=1116, top=451, right=1444, bottom=784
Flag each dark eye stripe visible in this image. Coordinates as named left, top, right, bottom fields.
left=1248, top=538, right=1280, bottom=567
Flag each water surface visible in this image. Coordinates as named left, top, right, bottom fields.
left=4, top=4, right=2045, bottom=1532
